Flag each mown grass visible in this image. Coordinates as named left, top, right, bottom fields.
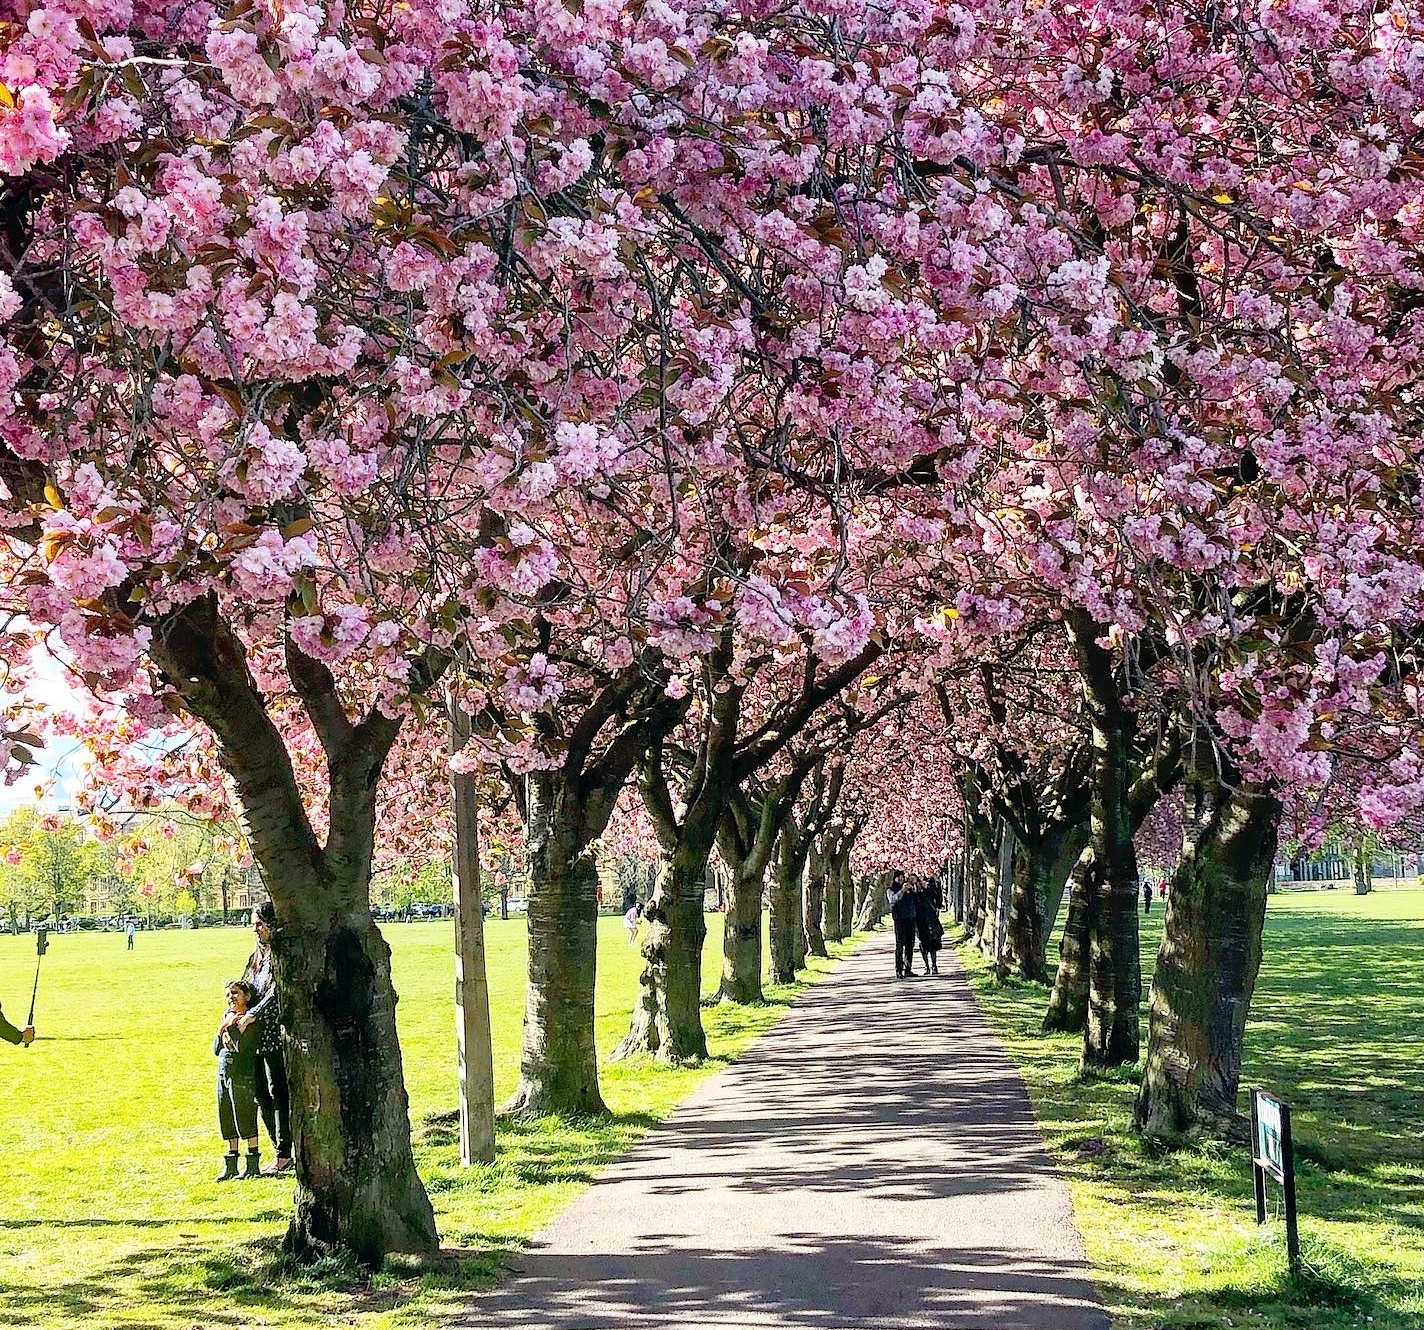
left=958, top=887, right=1424, bottom=1330
left=0, top=914, right=865, bottom=1329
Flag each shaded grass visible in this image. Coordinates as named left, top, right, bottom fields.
left=958, top=888, right=1424, bottom=1330
left=0, top=915, right=866, bottom=1328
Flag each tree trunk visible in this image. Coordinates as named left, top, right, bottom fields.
left=768, top=856, right=799, bottom=984
left=853, top=870, right=887, bottom=930
left=613, top=850, right=709, bottom=1063
left=278, top=907, right=438, bottom=1263
left=820, top=844, right=843, bottom=944
left=839, top=859, right=855, bottom=934
left=1136, top=757, right=1281, bottom=1140
left=1043, top=850, right=1092, bottom=1033
left=805, top=873, right=828, bottom=958
left=1003, top=823, right=1089, bottom=982
left=718, top=851, right=765, bottom=1004
left=506, top=772, right=605, bottom=1117
left=851, top=871, right=869, bottom=927
left=792, top=863, right=808, bottom=970
left=1067, top=610, right=1142, bottom=1072
left=1353, top=840, right=1373, bottom=895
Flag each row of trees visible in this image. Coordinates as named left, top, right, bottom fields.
left=3, top=0, right=1422, bottom=1273
left=0, top=805, right=252, bottom=924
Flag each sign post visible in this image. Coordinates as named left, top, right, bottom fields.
left=1250, top=1088, right=1300, bottom=1276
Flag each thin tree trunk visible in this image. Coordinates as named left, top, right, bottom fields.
left=792, top=863, right=807, bottom=970
left=1353, top=840, right=1373, bottom=895
left=1136, top=752, right=1281, bottom=1140
left=506, top=772, right=605, bottom=1116
left=819, top=843, right=843, bottom=943
left=613, top=850, right=709, bottom=1063
left=839, top=859, right=855, bottom=934
left=278, top=907, right=438, bottom=1263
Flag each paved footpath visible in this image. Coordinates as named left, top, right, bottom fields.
left=459, top=932, right=1108, bottom=1330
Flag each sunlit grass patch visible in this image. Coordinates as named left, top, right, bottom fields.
left=958, top=888, right=1424, bottom=1330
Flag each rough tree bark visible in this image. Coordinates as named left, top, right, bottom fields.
left=838, top=854, right=856, bottom=935
left=504, top=677, right=683, bottom=1116
left=150, top=599, right=438, bottom=1264
left=614, top=844, right=712, bottom=1063
left=616, top=643, right=879, bottom=1061
left=1043, top=850, right=1093, bottom=1033
left=1002, top=822, right=1090, bottom=982
left=1136, top=740, right=1281, bottom=1141
left=505, top=771, right=605, bottom=1116
left=854, top=870, right=888, bottom=930
left=1066, top=608, right=1143, bottom=1072
left=716, top=837, right=767, bottom=1004
left=715, top=766, right=815, bottom=1003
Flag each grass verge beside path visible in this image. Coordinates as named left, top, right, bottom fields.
left=0, top=916, right=868, bottom=1330
left=957, top=888, right=1424, bottom=1330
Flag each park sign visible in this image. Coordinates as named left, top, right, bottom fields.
left=1250, top=1088, right=1300, bottom=1276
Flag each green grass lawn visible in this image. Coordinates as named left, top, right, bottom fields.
left=0, top=914, right=864, bottom=1329
left=958, top=887, right=1424, bottom=1330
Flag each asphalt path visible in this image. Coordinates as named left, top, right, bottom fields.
left=459, top=930, right=1108, bottom=1330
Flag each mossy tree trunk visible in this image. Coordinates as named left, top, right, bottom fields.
left=1136, top=739, right=1281, bottom=1141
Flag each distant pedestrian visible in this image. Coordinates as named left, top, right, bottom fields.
left=126, top=919, right=136, bottom=950
left=1159, top=878, right=1168, bottom=901
left=624, top=901, right=642, bottom=945
left=914, top=878, right=943, bottom=975
left=1142, top=880, right=1152, bottom=915
left=213, top=979, right=262, bottom=1180
left=888, top=871, right=918, bottom=978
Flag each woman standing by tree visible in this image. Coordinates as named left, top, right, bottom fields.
left=238, top=903, right=293, bottom=1174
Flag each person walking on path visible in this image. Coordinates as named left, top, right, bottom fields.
left=1141, top=880, right=1152, bottom=915
left=213, top=979, right=262, bottom=1180
left=888, top=871, right=919, bottom=978
left=237, top=902, right=293, bottom=1174
left=126, top=918, right=136, bottom=949
left=0, top=997, right=35, bottom=1046
left=915, top=878, right=943, bottom=974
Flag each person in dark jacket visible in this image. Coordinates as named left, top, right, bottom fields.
left=887, top=871, right=919, bottom=978
left=237, top=902, right=293, bottom=1173
left=914, top=877, right=943, bottom=975
left=0, top=998, right=34, bottom=1046
left=214, top=979, right=262, bottom=1180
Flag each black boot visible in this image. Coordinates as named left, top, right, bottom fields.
left=216, top=1152, right=239, bottom=1182
left=242, top=1149, right=262, bottom=1179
